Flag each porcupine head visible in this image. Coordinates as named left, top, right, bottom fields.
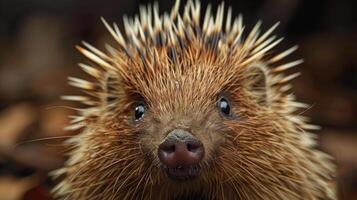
left=52, top=0, right=336, bottom=199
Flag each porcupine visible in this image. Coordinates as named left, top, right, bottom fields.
left=52, top=0, right=336, bottom=199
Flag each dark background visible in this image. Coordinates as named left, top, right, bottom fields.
left=0, top=0, right=356, bottom=199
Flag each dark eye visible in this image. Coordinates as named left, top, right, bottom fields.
left=218, top=97, right=231, bottom=117
left=134, top=103, right=145, bottom=121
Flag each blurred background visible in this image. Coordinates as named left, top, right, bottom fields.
left=0, top=0, right=356, bottom=199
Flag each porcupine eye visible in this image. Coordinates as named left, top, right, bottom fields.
left=218, top=96, right=231, bottom=117
left=134, top=103, right=145, bottom=121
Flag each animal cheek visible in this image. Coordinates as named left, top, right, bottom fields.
left=195, top=131, right=224, bottom=161
left=137, top=127, right=167, bottom=157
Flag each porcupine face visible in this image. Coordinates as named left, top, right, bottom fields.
left=120, top=57, right=250, bottom=180
left=100, top=53, right=272, bottom=197
left=55, top=0, right=335, bottom=199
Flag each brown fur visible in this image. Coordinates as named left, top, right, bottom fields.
left=53, top=0, right=336, bottom=199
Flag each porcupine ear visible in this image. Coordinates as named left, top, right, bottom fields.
left=244, top=63, right=270, bottom=106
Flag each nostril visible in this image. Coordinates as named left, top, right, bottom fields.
left=186, top=143, right=200, bottom=152
left=161, top=144, right=175, bottom=153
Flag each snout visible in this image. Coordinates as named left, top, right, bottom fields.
left=158, top=129, right=204, bottom=180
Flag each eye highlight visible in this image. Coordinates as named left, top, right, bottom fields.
left=134, top=103, right=146, bottom=121
left=217, top=96, right=231, bottom=117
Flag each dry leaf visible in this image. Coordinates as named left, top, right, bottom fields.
left=0, top=104, right=36, bottom=152
left=0, top=176, right=38, bottom=200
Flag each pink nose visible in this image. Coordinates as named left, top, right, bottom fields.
left=158, top=129, right=204, bottom=167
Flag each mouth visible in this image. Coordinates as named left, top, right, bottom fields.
left=163, top=165, right=201, bottom=181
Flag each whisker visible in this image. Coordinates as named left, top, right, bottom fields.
left=15, top=135, right=76, bottom=147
